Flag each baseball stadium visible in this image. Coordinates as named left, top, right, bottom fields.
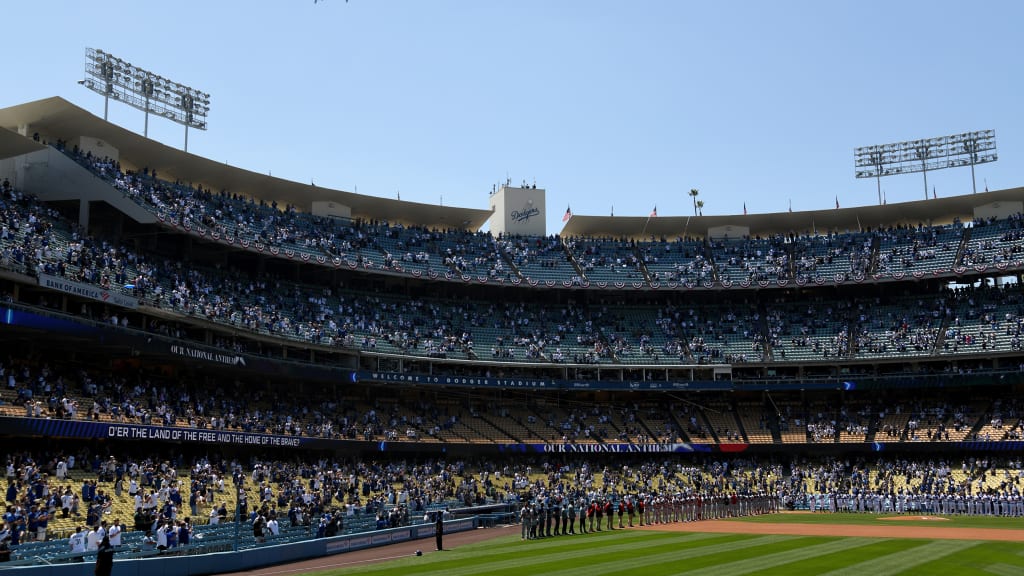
left=0, top=92, right=1022, bottom=575
left=2, top=4, right=1024, bottom=574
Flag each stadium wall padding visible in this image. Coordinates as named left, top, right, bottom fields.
left=4, top=518, right=476, bottom=576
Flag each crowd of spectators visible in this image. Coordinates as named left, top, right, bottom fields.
left=710, top=236, right=790, bottom=283
left=5, top=354, right=1024, bottom=451
left=5, top=153, right=1024, bottom=372
left=495, top=234, right=569, bottom=279
left=56, top=142, right=1021, bottom=291
left=873, top=223, right=962, bottom=275
left=563, top=237, right=644, bottom=283
left=640, top=237, right=714, bottom=284
left=2, top=448, right=499, bottom=558
left=785, top=455, right=1024, bottom=515
left=6, top=448, right=1024, bottom=563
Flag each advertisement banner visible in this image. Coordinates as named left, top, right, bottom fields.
left=37, top=274, right=139, bottom=309
left=0, top=418, right=317, bottom=448
left=498, top=442, right=715, bottom=454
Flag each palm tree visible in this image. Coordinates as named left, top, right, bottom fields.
left=688, top=188, right=699, bottom=215
left=696, top=200, right=704, bottom=216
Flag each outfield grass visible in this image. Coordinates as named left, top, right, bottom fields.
left=733, top=511, right=1024, bottom=531
left=307, top=518, right=1024, bottom=576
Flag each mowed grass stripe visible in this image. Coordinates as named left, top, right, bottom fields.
left=895, top=542, right=1024, bottom=576
left=985, top=563, right=1024, bottom=576
left=510, top=535, right=861, bottom=576
left=437, top=531, right=716, bottom=569
left=518, top=534, right=804, bottom=576
left=823, top=539, right=979, bottom=576
left=350, top=532, right=751, bottom=576
left=750, top=538, right=926, bottom=575
left=452, top=530, right=720, bottom=569
left=467, top=529, right=683, bottom=557
left=579, top=535, right=820, bottom=576
left=665, top=536, right=879, bottom=576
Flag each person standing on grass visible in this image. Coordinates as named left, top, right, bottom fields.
left=561, top=498, right=570, bottom=535
left=566, top=499, right=576, bottom=534
left=435, top=512, right=443, bottom=551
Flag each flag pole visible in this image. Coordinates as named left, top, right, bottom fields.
left=641, top=215, right=651, bottom=238
left=641, top=206, right=657, bottom=238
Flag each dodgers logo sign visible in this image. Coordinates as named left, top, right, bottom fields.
left=510, top=203, right=540, bottom=223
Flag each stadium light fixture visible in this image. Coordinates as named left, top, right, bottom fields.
left=854, top=130, right=996, bottom=202
left=81, top=47, right=210, bottom=152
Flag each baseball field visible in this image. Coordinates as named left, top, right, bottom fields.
left=280, top=513, right=1024, bottom=576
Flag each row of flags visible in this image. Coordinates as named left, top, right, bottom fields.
left=561, top=187, right=980, bottom=221
left=564, top=205, right=658, bottom=222
left=563, top=201, right=830, bottom=220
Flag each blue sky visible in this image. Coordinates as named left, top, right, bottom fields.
left=3, top=1, right=1022, bottom=233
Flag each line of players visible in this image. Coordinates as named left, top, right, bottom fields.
left=799, top=490, right=1024, bottom=516
left=519, top=492, right=777, bottom=540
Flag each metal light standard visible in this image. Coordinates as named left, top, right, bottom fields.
left=855, top=131, right=997, bottom=203
left=81, top=48, right=211, bottom=151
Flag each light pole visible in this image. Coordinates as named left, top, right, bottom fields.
left=81, top=48, right=211, bottom=151
left=869, top=151, right=883, bottom=205
left=914, top=143, right=931, bottom=200
left=855, top=131, right=996, bottom=202
left=963, top=136, right=985, bottom=193
left=141, top=76, right=154, bottom=137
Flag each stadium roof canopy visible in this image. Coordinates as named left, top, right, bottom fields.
left=560, top=187, right=1024, bottom=240
left=1, top=97, right=1021, bottom=239
left=0, top=97, right=494, bottom=231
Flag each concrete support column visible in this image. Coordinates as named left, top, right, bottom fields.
left=79, top=199, right=91, bottom=230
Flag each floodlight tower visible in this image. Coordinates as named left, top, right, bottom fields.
left=81, top=48, right=210, bottom=152
left=855, top=131, right=997, bottom=203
